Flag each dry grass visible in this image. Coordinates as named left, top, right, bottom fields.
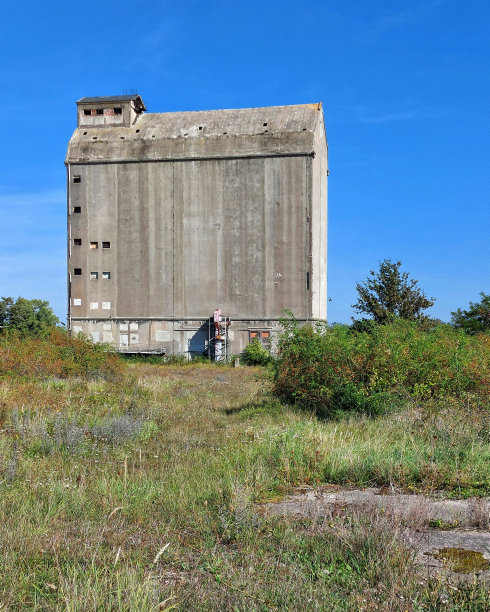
left=0, top=362, right=487, bottom=610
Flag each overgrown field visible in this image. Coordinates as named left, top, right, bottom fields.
left=0, top=332, right=488, bottom=610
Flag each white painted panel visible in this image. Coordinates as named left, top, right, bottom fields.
left=103, top=332, right=114, bottom=342
left=120, top=334, right=128, bottom=347
left=130, top=334, right=139, bottom=343
left=91, top=332, right=100, bottom=342
left=73, top=298, right=82, bottom=306
left=102, top=301, right=111, bottom=309
left=90, top=302, right=99, bottom=310
left=156, top=330, right=171, bottom=342
left=103, top=323, right=112, bottom=330
left=130, top=322, right=138, bottom=331
left=119, top=323, right=128, bottom=331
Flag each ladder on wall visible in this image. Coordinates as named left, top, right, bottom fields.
left=208, top=308, right=230, bottom=362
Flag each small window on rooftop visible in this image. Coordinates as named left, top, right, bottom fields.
left=84, top=109, right=91, bottom=116
left=102, top=241, right=111, bottom=249
left=73, top=206, right=81, bottom=214
left=90, top=271, right=98, bottom=280
left=73, top=175, right=81, bottom=183
left=74, top=238, right=82, bottom=246
left=114, top=107, right=122, bottom=115
left=74, top=268, right=82, bottom=276
left=96, top=108, right=104, bottom=115
left=90, top=242, right=98, bottom=249
left=102, top=271, right=111, bottom=279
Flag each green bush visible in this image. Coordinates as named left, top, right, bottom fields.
left=273, top=318, right=489, bottom=419
left=242, top=339, right=272, bottom=366
left=0, top=329, right=123, bottom=379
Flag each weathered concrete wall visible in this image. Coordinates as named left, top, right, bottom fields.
left=67, top=101, right=328, bottom=356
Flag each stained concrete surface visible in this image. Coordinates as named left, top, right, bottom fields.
left=262, top=487, right=490, bottom=579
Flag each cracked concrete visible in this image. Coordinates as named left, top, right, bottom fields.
left=262, top=486, right=490, bottom=578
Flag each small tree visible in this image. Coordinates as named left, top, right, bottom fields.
left=0, top=297, right=59, bottom=336
left=352, top=259, right=435, bottom=324
left=451, top=292, right=490, bottom=335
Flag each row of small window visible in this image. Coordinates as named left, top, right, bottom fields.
left=72, top=299, right=110, bottom=309
left=83, top=108, right=122, bottom=116
left=73, top=239, right=110, bottom=249
left=73, top=269, right=111, bottom=279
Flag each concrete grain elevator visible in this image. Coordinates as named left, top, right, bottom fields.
left=66, top=94, right=328, bottom=358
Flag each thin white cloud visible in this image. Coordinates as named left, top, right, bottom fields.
left=355, top=109, right=420, bottom=124
left=361, top=0, right=443, bottom=41
left=0, top=188, right=65, bottom=209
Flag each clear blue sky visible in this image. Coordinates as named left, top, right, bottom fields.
left=1, top=0, right=488, bottom=323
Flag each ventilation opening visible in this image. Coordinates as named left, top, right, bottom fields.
left=102, top=271, right=111, bottom=279
left=83, top=131, right=87, bottom=135
left=73, top=206, right=81, bottom=214
left=114, top=107, right=122, bottom=115
left=90, top=242, right=98, bottom=249
left=92, top=136, right=97, bottom=140
left=96, top=108, right=104, bottom=115
left=74, top=268, right=82, bottom=276
left=74, top=238, right=82, bottom=246
left=90, top=272, right=98, bottom=280
left=73, top=176, right=81, bottom=183
left=83, top=109, right=91, bottom=116
left=199, top=126, right=203, bottom=130
left=263, top=122, right=268, bottom=127
left=135, top=129, right=140, bottom=133
left=102, top=241, right=110, bottom=249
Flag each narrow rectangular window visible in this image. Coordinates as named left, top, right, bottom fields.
left=306, top=271, right=310, bottom=291
left=102, top=241, right=110, bottom=249
left=74, top=238, right=82, bottom=246
left=73, top=206, right=81, bottom=214
left=83, top=109, right=91, bottom=116
left=90, top=302, right=99, bottom=310
left=90, top=242, right=98, bottom=249
left=74, top=268, right=82, bottom=276
left=73, top=298, right=82, bottom=306
left=96, top=108, right=104, bottom=115
left=73, top=176, right=81, bottom=183
left=114, top=107, right=122, bottom=115
left=102, top=271, right=111, bottom=279
left=90, top=272, right=98, bottom=279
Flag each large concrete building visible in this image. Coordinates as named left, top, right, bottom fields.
left=65, top=94, right=327, bottom=358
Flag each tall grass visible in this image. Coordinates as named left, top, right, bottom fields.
left=0, top=341, right=488, bottom=608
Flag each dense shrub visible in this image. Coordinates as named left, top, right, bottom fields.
left=242, top=338, right=272, bottom=366
left=0, top=329, right=123, bottom=379
left=273, top=319, right=489, bottom=418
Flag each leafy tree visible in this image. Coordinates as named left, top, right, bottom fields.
left=451, top=292, right=490, bottom=335
left=0, top=297, right=59, bottom=336
left=352, top=259, right=435, bottom=324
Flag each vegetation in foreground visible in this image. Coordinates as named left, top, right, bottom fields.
left=0, top=334, right=488, bottom=609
